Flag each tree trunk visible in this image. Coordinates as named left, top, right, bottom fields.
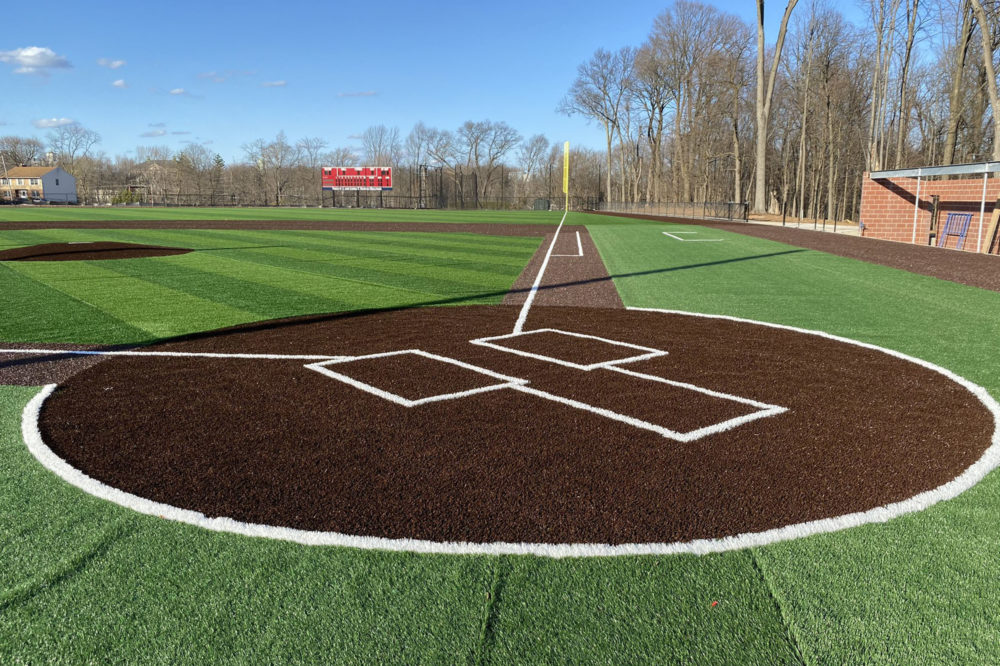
left=944, top=2, right=974, bottom=165
left=754, top=0, right=800, bottom=213
left=970, top=0, right=1000, bottom=161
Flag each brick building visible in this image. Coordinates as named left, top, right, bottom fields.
left=859, top=163, right=1000, bottom=253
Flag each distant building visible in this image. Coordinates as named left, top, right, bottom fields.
left=0, top=166, right=77, bottom=203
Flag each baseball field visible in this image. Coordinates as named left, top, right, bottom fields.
left=1, top=207, right=999, bottom=663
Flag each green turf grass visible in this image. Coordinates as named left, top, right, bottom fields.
left=2, top=211, right=1000, bottom=662
left=0, top=228, right=540, bottom=343
left=0, top=206, right=573, bottom=225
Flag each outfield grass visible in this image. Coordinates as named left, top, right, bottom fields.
left=2, top=210, right=1000, bottom=662
left=0, top=227, right=539, bottom=343
left=0, top=206, right=575, bottom=225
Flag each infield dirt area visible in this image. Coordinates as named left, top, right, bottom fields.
left=35, top=304, right=992, bottom=546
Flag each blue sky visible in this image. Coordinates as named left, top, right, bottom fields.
left=1, top=0, right=862, bottom=163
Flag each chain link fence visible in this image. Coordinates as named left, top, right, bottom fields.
left=593, top=201, right=749, bottom=221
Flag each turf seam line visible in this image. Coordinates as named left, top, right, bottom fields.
left=751, top=550, right=808, bottom=665
left=472, top=559, right=505, bottom=666
left=0, top=519, right=128, bottom=611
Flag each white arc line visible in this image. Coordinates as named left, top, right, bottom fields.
left=17, top=309, right=1000, bottom=558
left=512, top=210, right=568, bottom=334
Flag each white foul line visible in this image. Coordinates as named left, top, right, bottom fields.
left=512, top=210, right=568, bottom=334
left=663, top=231, right=724, bottom=242
left=553, top=231, right=583, bottom=257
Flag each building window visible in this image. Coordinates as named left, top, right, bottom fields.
left=31, top=190, right=40, bottom=198
left=16, top=179, right=23, bottom=185
left=30, top=178, right=39, bottom=185
left=55, top=178, right=60, bottom=186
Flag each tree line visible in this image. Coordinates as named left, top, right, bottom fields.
left=3, top=0, right=998, bottom=218
left=562, top=0, right=1000, bottom=219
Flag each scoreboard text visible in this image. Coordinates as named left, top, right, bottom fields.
left=321, top=166, right=392, bottom=191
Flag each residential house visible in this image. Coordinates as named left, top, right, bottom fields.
left=0, top=166, right=77, bottom=203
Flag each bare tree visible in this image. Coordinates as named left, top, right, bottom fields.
left=969, top=0, right=1000, bottom=160
left=560, top=47, right=634, bottom=203
left=47, top=123, right=101, bottom=171
left=0, top=136, right=44, bottom=166
left=361, top=125, right=402, bottom=166
left=755, top=0, right=799, bottom=213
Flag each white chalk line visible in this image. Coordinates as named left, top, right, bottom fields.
left=553, top=231, right=584, bottom=257
left=663, top=231, right=724, bottom=242
left=304, top=349, right=527, bottom=408
left=18, top=309, right=1000, bottom=558
left=512, top=210, right=568, bottom=334
left=470, top=328, right=667, bottom=371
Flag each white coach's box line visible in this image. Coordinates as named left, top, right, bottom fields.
left=18, top=308, right=1000, bottom=559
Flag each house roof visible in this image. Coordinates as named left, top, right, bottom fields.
left=3, top=166, right=60, bottom=178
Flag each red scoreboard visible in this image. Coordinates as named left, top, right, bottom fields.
left=321, top=166, right=392, bottom=191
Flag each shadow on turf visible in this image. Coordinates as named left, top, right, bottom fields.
left=1, top=248, right=807, bottom=372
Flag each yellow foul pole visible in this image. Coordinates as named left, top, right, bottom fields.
left=562, top=141, right=570, bottom=211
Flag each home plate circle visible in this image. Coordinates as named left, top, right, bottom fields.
left=24, top=306, right=1000, bottom=557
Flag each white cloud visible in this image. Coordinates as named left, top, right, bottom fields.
left=261, top=80, right=286, bottom=88
left=171, top=131, right=191, bottom=135
left=97, top=58, right=126, bottom=69
left=338, top=91, right=377, bottom=98
left=198, top=69, right=254, bottom=83
left=33, top=117, right=75, bottom=128
left=112, top=79, right=127, bottom=88
left=140, top=129, right=167, bottom=138
left=0, top=46, right=72, bottom=75
left=169, top=88, right=187, bottom=95
left=148, top=122, right=167, bottom=128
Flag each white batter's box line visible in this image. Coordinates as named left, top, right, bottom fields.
left=552, top=231, right=584, bottom=257
left=662, top=231, right=724, bottom=242
left=303, top=349, right=528, bottom=408
left=469, top=329, right=668, bottom=371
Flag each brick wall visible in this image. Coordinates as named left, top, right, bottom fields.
left=859, top=173, right=1000, bottom=252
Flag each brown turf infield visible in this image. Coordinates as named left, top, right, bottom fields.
left=0, top=241, right=191, bottom=261
left=36, top=305, right=994, bottom=546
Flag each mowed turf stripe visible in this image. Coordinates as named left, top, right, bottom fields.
left=232, top=244, right=524, bottom=295
left=0, top=264, right=148, bottom=343
left=99, top=257, right=357, bottom=320
left=217, top=246, right=494, bottom=299
left=4, top=260, right=256, bottom=339
left=171, top=252, right=482, bottom=309
left=173, top=227, right=541, bottom=273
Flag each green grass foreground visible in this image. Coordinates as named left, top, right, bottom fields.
left=2, top=210, right=1000, bottom=662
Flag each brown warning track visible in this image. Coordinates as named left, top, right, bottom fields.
left=0, top=242, right=191, bottom=261
left=37, top=305, right=993, bottom=545
left=590, top=211, right=1000, bottom=293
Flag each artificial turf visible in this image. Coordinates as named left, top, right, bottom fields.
left=2, top=210, right=1000, bottom=662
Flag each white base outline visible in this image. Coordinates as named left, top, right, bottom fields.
left=17, top=308, right=1000, bottom=558
left=303, top=350, right=527, bottom=407
left=553, top=231, right=584, bottom=257
left=469, top=328, right=668, bottom=371
left=663, top=231, right=724, bottom=242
